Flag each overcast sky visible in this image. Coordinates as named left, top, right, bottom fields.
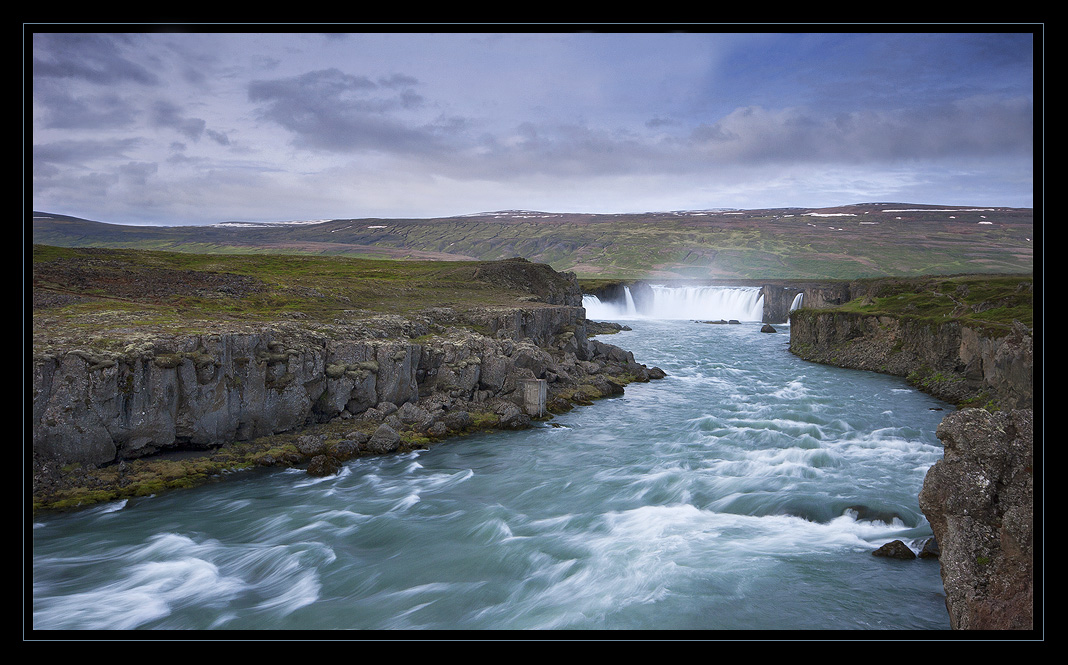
left=30, top=28, right=1037, bottom=226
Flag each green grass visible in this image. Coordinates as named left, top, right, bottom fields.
left=31, top=245, right=578, bottom=347
left=828, top=274, right=1033, bottom=334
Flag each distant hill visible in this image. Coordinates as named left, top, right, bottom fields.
left=31, top=204, right=1034, bottom=280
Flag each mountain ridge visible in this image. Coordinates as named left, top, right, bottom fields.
left=31, top=203, right=1034, bottom=281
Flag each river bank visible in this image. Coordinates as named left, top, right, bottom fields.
left=32, top=313, right=664, bottom=511
left=31, top=249, right=665, bottom=512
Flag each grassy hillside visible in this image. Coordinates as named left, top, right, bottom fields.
left=31, top=245, right=576, bottom=350
left=32, top=203, right=1034, bottom=280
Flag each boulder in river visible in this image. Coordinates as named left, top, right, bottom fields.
left=306, top=454, right=341, bottom=477
left=872, top=540, right=917, bottom=559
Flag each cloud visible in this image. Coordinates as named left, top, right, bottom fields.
left=30, top=30, right=1035, bottom=225
left=682, top=98, right=1033, bottom=166
left=33, top=84, right=139, bottom=130
left=32, top=33, right=160, bottom=86
left=150, top=100, right=207, bottom=141
left=247, top=67, right=440, bottom=154
left=33, top=138, right=144, bottom=167
left=205, top=129, right=231, bottom=146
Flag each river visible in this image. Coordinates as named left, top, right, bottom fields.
left=31, top=299, right=952, bottom=633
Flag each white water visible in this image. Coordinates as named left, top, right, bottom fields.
left=584, top=285, right=765, bottom=321
left=31, top=320, right=951, bottom=632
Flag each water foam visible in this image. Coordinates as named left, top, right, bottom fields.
left=584, top=285, right=764, bottom=321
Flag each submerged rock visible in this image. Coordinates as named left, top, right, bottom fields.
left=919, top=537, right=940, bottom=559
left=872, top=540, right=916, bottom=559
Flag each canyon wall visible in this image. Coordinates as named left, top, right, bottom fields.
left=788, top=310, right=1032, bottom=410
left=31, top=305, right=662, bottom=474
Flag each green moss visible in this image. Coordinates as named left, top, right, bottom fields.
left=400, top=432, right=433, bottom=449
left=831, top=274, right=1032, bottom=337
left=469, top=412, right=501, bottom=429
left=153, top=353, right=185, bottom=369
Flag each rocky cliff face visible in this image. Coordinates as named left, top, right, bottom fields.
left=789, top=311, right=1032, bottom=410
left=788, top=301, right=1034, bottom=631
left=919, top=408, right=1033, bottom=630
left=760, top=282, right=852, bottom=323
left=31, top=304, right=663, bottom=476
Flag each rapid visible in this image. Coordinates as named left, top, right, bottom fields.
left=31, top=288, right=950, bottom=631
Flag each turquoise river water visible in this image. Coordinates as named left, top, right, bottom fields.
left=31, top=311, right=952, bottom=633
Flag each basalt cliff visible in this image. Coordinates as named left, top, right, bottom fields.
left=30, top=249, right=664, bottom=510
left=787, top=274, right=1036, bottom=631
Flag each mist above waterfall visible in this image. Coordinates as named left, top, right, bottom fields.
left=583, top=285, right=765, bottom=321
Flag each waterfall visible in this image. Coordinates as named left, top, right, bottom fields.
left=623, top=286, right=637, bottom=315
left=790, top=292, right=804, bottom=311
left=583, top=287, right=637, bottom=318
left=583, top=285, right=765, bottom=321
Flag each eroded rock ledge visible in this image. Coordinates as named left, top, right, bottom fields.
left=789, top=310, right=1032, bottom=410
left=919, top=408, right=1034, bottom=630
left=31, top=304, right=664, bottom=510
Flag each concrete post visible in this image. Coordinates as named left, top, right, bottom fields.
left=520, top=378, right=547, bottom=417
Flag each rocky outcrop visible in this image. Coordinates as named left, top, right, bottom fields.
left=918, top=409, right=1033, bottom=630
left=760, top=282, right=853, bottom=323
left=787, top=291, right=1035, bottom=631
left=788, top=311, right=1032, bottom=409
left=31, top=304, right=664, bottom=479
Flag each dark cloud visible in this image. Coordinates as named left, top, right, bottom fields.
left=150, top=100, right=207, bottom=141
left=205, top=129, right=231, bottom=146
left=32, top=33, right=159, bottom=86
left=33, top=33, right=233, bottom=151
left=378, top=73, right=419, bottom=88
left=645, top=117, right=679, bottom=129
left=247, top=67, right=442, bottom=154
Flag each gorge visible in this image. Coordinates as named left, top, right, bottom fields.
left=30, top=248, right=1035, bottom=632
left=563, top=275, right=1036, bottom=632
